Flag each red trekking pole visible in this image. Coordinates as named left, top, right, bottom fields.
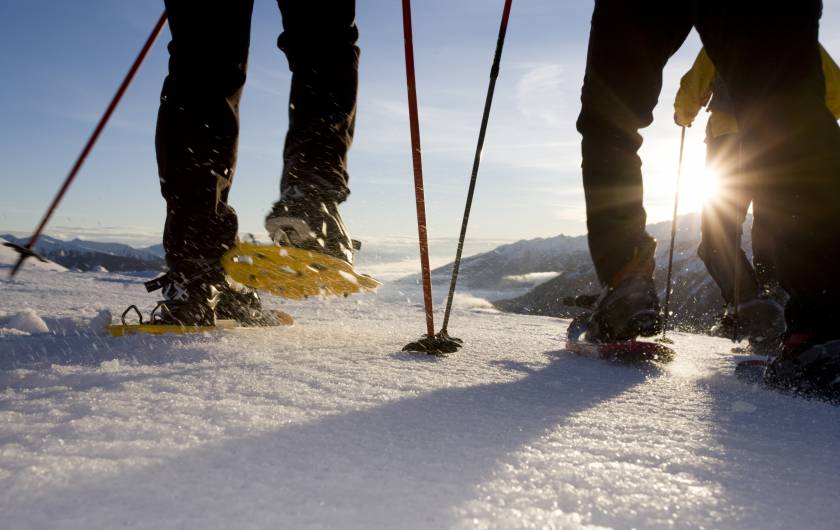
left=5, top=11, right=168, bottom=278
left=400, top=0, right=461, bottom=355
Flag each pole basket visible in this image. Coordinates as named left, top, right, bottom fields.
left=4, top=242, right=49, bottom=277
left=403, top=331, right=463, bottom=356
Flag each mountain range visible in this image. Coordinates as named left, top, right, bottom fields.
left=1, top=234, right=165, bottom=272
left=428, top=213, right=741, bottom=333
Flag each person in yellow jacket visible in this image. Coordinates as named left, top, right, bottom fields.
left=674, top=45, right=840, bottom=343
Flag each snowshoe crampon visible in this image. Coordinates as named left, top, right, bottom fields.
left=564, top=313, right=675, bottom=364
left=221, top=242, right=381, bottom=300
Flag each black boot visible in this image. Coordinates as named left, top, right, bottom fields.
left=265, top=187, right=355, bottom=265
left=145, top=269, right=222, bottom=326
left=765, top=333, right=840, bottom=400
left=587, top=277, right=662, bottom=342
left=586, top=240, right=661, bottom=342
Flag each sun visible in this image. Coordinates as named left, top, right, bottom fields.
left=678, top=164, right=722, bottom=213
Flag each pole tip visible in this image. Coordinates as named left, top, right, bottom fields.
left=402, top=331, right=463, bottom=355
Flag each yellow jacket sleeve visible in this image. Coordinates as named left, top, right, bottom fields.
left=674, top=48, right=715, bottom=127
left=820, top=45, right=840, bottom=119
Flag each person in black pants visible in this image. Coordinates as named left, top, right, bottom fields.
left=577, top=0, right=840, bottom=395
left=151, top=0, right=359, bottom=326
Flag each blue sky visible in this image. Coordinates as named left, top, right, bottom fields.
left=2, top=0, right=840, bottom=248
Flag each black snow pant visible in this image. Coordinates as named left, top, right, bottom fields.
left=577, top=0, right=840, bottom=337
left=156, top=0, right=358, bottom=274
left=697, top=131, right=776, bottom=306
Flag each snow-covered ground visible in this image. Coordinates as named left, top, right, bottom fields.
left=1, top=267, right=839, bottom=529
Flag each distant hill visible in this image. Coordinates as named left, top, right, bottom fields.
left=0, top=235, right=166, bottom=272
left=429, top=234, right=590, bottom=291
left=0, top=238, right=67, bottom=272
left=428, top=213, right=746, bottom=333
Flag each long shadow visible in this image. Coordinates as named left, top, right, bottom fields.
left=700, top=364, right=840, bottom=529
left=4, top=350, right=649, bottom=529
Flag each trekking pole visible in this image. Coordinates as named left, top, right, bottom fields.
left=400, top=0, right=459, bottom=354
left=661, top=126, right=686, bottom=338
left=438, top=0, right=513, bottom=342
left=731, top=142, right=744, bottom=343
left=4, top=11, right=168, bottom=279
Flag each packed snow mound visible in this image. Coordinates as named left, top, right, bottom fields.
left=0, top=309, right=49, bottom=334
left=0, top=238, right=67, bottom=271
left=0, top=309, right=111, bottom=336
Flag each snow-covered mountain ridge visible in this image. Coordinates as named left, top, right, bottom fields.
left=1, top=234, right=165, bottom=272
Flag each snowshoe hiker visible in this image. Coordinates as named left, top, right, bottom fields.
left=675, top=45, right=840, bottom=348
left=576, top=1, right=840, bottom=385
left=154, top=1, right=361, bottom=312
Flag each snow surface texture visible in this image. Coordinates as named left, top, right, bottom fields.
left=1, top=268, right=840, bottom=529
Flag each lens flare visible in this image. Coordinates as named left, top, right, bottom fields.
left=680, top=165, right=722, bottom=213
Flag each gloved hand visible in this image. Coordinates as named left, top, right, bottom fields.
left=674, top=110, right=693, bottom=128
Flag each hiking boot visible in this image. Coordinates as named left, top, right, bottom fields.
left=738, top=295, right=785, bottom=341
left=586, top=239, right=661, bottom=342
left=712, top=294, right=785, bottom=343
left=710, top=305, right=737, bottom=338
left=265, top=188, right=355, bottom=265
left=145, top=269, right=222, bottom=326
left=587, top=277, right=662, bottom=342
left=764, top=333, right=840, bottom=399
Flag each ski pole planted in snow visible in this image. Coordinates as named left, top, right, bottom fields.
left=661, top=126, right=686, bottom=339
left=5, top=11, right=168, bottom=278
left=400, top=0, right=461, bottom=355
left=438, top=0, right=513, bottom=344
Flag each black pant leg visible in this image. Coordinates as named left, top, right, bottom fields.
left=697, top=0, right=840, bottom=336
left=697, top=132, right=759, bottom=304
left=276, top=0, right=359, bottom=202
left=577, top=0, right=694, bottom=285
left=750, top=200, right=777, bottom=289
left=156, top=0, right=254, bottom=273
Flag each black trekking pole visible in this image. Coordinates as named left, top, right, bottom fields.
left=731, top=142, right=744, bottom=343
left=4, top=11, right=168, bottom=278
left=661, top=126, right=686, bottom=339
left=437, top=0, right=513, bottom=343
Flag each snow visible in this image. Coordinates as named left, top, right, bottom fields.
left=1, top=267, right=839, bottom=529
left=0, top=309, right=49, bottom=334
